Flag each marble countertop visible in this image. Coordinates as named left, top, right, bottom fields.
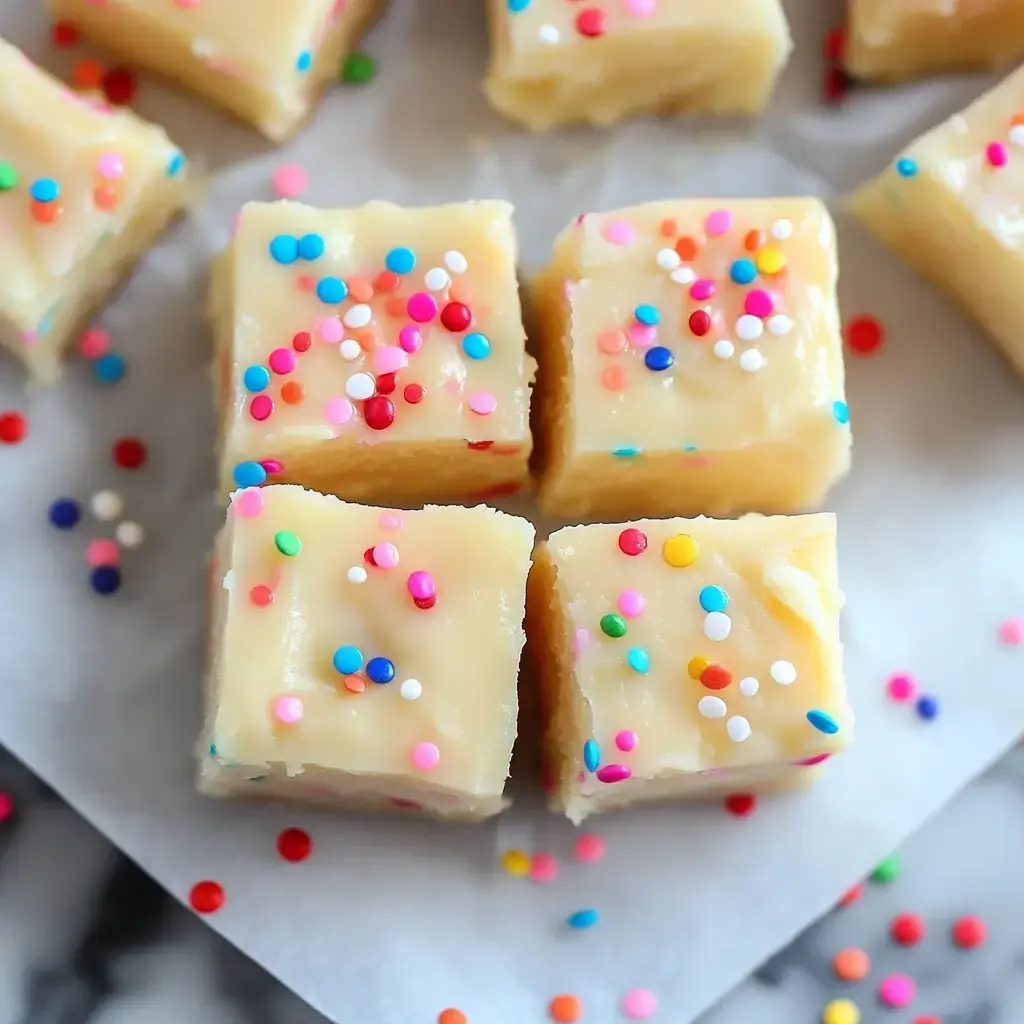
left=2, top=746, right=1020, bottom=1024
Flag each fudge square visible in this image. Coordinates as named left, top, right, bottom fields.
left=527, top=514, right=851, bottom=823
left=199, top=485, right=535, bottom=819
left=45, top=0, right=384, bottom=141
left=844, top=0, right=1024, bottom=82
left=0, top=38, right=189, bottom=384
left=849, top=66, right=1024, bottom=375
left=533, top=198, right=851, bottom=520
left=212, top=200, right=535, bottom=506
left=485, top=0, right=792, bottom=131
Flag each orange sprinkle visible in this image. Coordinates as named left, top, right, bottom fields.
left=347, top=275, right=374, bottom=303
left=674, top=235, right=699, bottom=261
left=295, top=275, right=316, bottom=293
left=72, top=58, right=104, bottom=89
left=354, top=326, right=380, bottom=351
left=659, top=217, right=678, bottom=237
left=600, top=365, right=627, bottom=391
left=700, top=664, right=732, bottom=690
left=385, top=295, right=407, bottom=319
left=597, top=329, right=627, bottom=355
left=832, top=947, right=870, bottom=982
left=1011, top=112, right=1024, bottom=126
left=342, top=675, right=366, bottom=695
left=93, top=186, right=118, bottom=211
left=744, top=229, right=766, bottom=253
left=30, top=200, right=62, bottom=225
left=548, top=994, right=582, bottom=1023
left=437, top=1011, right=467, bottom=1024
left=280, top=380, right=304, bottom=405
left=374, top=270, right=401, bottom=293
left=449, top=279, right=474, bottom=305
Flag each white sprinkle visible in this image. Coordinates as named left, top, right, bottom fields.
left=221, top=569, right=235, bottom=591
left=739, top=348, right=765, bottom=373
left=727, top=716, right=752, bottom=742
left=767, top=314, right=793, bottom=336
left=345, top=372, right=376, bottom=400
left=735, top=314, right=764, bottom=341
left=90, top=489, right=123, bottom=522
left=400, top=678, right=423, bottom=701
left=347, top=566, right=368, bottom=584
left=342, top=303, right=372, bottom=329
left=339, top=339, right=362, bottom=361
left=739, top=676, right=760, bottom=697
left=770, top=219, right=793, bottom=240
left=444, top=250, right=468, bottom=274
left=703, top=611, right=732, bottom=642
left=115, top=520, right=144, bottom=549
left=656, top=247, right=681, bottom=270
left=698, top=695, right=727, bottom=719
left=770, top=660, right=797, bottom=685
left=1011, top=125, right=1024, bottom=147
left=670, top=266, right=696, bottom=285
left=537, top=23, right=560, bottom=44
left=424, top=267, right=450, bottom=292
left=713, top=339, right=735, bottom=360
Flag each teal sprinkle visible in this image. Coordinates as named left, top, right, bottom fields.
left=895, top=157, right=918, bottom=178
left=583, top=738, right=600, bottom=773
left=208, top=743, right=218, bottom=757
left=627, top=647, right=650, bottom=673
left=682, top=443, right=699, bottom=452
left=612, top=446, right=642, bottom=458
left=807, top=709, right=840, bottom=735
left=833, top=400, right=850, bottom=425
left=567, top=909, right=600, bottom=930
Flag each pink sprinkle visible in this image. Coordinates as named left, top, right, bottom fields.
left=249, top=395, right=273, bottom=421
left=79, top=326, right=110, bottom=359
left=615, top=730, right=637, bottom=752
left=618, top=588, right=646, bottom=617
left=411, top=741, right=440, bottom=771
left=704, top=209, right=733, bottom=237
left=621, top=988, right=658, bottom=1020
left=398, top=324, right=422, bottom=353
left=379, top=512, right=402, bottom=529
left=794, top=753, right=830, bottom=767
left=174, top=0, right=200, bottom=6
left=999, top=617, right=1024, bottom=645
left=261, top=459, right=284, bottom=474
left=373, top=345, right=407, bottom=374
left=95, top=152, right=124, bottom=180
left=0, top=792, right=13, bottom=823
left=274, top=695, right=304, bottom=725
left=324, top=397, right=354, bottom=425
left=573, top=833, right=606, bottom=863
left=877, top=974, right=915, bottom=1008
left=372, top=542, right=399, bottom=569
left=986, top=141, right=1009, bottom=168
left=268, top=347, right=297, bottom=375
left=596, top=764, right=631, bottom=784
left=744, top=289, right=774, bottom=318
left=407, top=292, right=438, bottom=323
left=601, top=219, right=636, bottom=246
left=469, top=392, right=497, bottom=416
left=271, top=163, right=309, bottom=199
left=689, top=278, right=716, bottom=301
left=317, top=317, right=343, bottom=343
left=529, top=851, right=559, bottom=883
left=407, top=570, right=435, bottom=601
left=232, top=487, right=264, bottom=518
left=626, top=323, right=656, bottom=348
left=623, top=0, right=655, bottom=14
left=574, top=628, right=590, bottom=659
left=886, top=672, right=917, bottom=702
left=86, top=538, right=119, bottom=567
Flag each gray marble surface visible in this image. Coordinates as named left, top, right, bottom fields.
left=2, top=744, right=1020, bottom=1024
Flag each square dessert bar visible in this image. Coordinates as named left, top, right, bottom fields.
left=528, top=514, right=851, bottom=823
left=845, top=0, right=1024, bottom=82
left=211, top=200, right=535, bottom=506
left=485, top=0, right=792, bottom=130
left=0, top=38, right=189, bottom=384
left=533, top=198, right=851, bottom=520
left=199, top=485, right=534, bottom=819
left=849, top=66, right=1024, bottom=375
left=45, top=0, right=384, bottom=141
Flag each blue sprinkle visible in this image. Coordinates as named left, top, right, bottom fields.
left=366, top=656, right=395, bottom=684
left=93, top=353, right=126, bottom=384
left=612, top=446, right=641, bottom=458
left=296, top=50, right=312, bottom=72
left=806, top=709, right=840, bottom=735
left=316, top=276, right=348, bottom=303
left=462, top=332, right=491, bottom=360
left=833, top=400, right=850, bottom=425
left=567, top=909, right=600, bottom=930
left=243, top=365, right=270, bottom=393
left=699, top=585, right=728, bottom=613
left=233, top=461, right=267, bottom=488
left=916, top=694, right=940, bottom=721
left=208, top=743, right=218, bottom=757
left=730, top=258, right=757, bottom=284
left=167, top=152, right=185, bottom=177
left=895, top=157, right=918, bottom=178
left=298, top=233, right=325, bottom=261
left=385, top=246, right=416, bottom=275
left=583, top=738, right=600, bottom=773
left=269, top=235, right=299, bottom=265
left=507, top=0, right=531, bottom=10
left=48, top=498, right=81, bottom=530
left=90, top=565, right=121, bottom=595
left=627, top=647, right=650, bottom=673
left=30, top=177, right=59, bottom=203
left=682, top=443, right=699, bottom=452
left=644, top=346, right=674, bottom=372
left=634, top=303, right=659, bottom=326
left=333, top=645, right=363, bottom=675
left=37, top=310, right=55, bottom=336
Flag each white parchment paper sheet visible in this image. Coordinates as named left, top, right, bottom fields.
left=2, top=2, right=1024, bottom=1022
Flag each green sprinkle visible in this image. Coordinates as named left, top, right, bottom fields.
left=341, top=52, right=376, bottom=84
left=600, top=613, right=627, bottom=639
left=274, top=530, right=302, bottom=557
left=0, top=162, right=18, bottom=191
left=870, top=854, right=901, bottom=884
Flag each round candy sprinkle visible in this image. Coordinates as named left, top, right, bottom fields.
left=79, top=326, right=110, bottom=359
left=887, top=672, right=917, bottom=702
left=833, top=400, right=850, bottom=425
left=703, top=611, right=731, bottom=641
left=618, top=528, right=647, bottom=555
left=634, top=303, right=659, bottom=326
left=821, top=998, right=860, bottom=1024
left=730, top=258, right=757, bottom=284
left=621, top=988, right=657, bottom=1021
left=574, top=833, right=606, bottom=863
left=341, top=51, right=376, bottom=84
left=293, top=331, right=313, bottom=352
left=663, top=533, right=698, bottom=567
left=274, top=530, right=301, bottom=556
left=0, top=162, right=16, bottom=191
left=49, top=498, right=81, bottom=530
left=738, top=676, right=759, bottom=696
left=567, top=908, right=600, bottom=930
left=347, top=566, right=368, bottom=585
left=412, top=741, right=440, bottom=771
left=90, top=565, right=121, bottom=595
left=891, top=912, right=924, bottom=946
left=346, top=372, right=376, bottom=400
left=364, top=395, right=395, bottom=430
left=250, top=585, right=273, bottom=607
left=86, top=538, right=119, bottom=567
left=530, top=854, right=559, bottom=883
left=698, top=695, right=727, bottom=719
left=270, top=235, right=299, bottom=264
left=93, top=352, right=126, bottom=384
left=90, top=489, right=124, bottom=521
left=244, top=365, right=271, bottom=392
left=618, top=589, right=646, bottom=617
left=596, top=764, right=631, bottom=783
left=462, top=332, right=490, bottom=360
left=986, top=141, right=1008, bottom=168
left=298, top=234, right=324, bottom=260
left=30, top=177, right=59, bottom=203
left=627, top=647, right=650, bottom=673
left=698, top=585, right=728, bottom=612
left=687, top=657, right=707, bottom=680
left=333, top=646, right=363, bottom=675
left=952, top=914, right=987, bottom=948
left=739, top=349, right=765, bottom=373
left=583, top=738, right=600, bottom=772
left=407, top=571, right=435, bottom=602
left=273, top=696, right=303, bottom=725
left=999, top=617, right=1024, bottom=645
left=727, top=716, right=751, bottom=742
left=441, top=301, right=473, bottom=332
left=871, top=855, right=901, bottom=883
left=724, top=793, right=756, bottom=817
left=189, top=880, right=225, bottom=915
left=112, top=437, right=147, bottom=470
left=234, top=462, right=266, bottom=491
left=839, top=884, right=863, bottom=907
left=615, top=729, right=637, bottom=752
left=845, top=315, right=885, bottom=356
left=437, top=1010, right=467, bottom=1024
left=407, top=292, right=438, bottom=322
left=877, top=974, right=915, bottom=1009
left=342, top=674, right=366, bottom=694
left=271, top=163, right=308, bottom=199
left=807, top=709, right=839, bottom=734
left=0, top=410, right=26, bottom=444
left=276, top=827, right=312, bottom=862
left=316, top=276, right=347, bottom=303
left=644, top=346, right=673, bottom=371
left=770, top=660, right=797, bottom=685
left=400, top=678, right=422, bottom=701
left=916, top=694, right=940, bottom=720
left=366, top=657, right=395, bottom=684
left=700, top=664, right=732, bottom=690
left=601, top=613, right=627, bottom=638
left=386, top=246, right=416, bottom=275
left=501, top=848, right=530, bottom=876
left=269, top=347, right=298, bottom=375
left=688, top=309, right=711, bottom=336
left=548, top=994, right=582, bottom=1023
left=372, top=541, right=399, bottom=568
left=833, top=947, right=870, bottom=982
left=404, top=382, right=425, bottom=404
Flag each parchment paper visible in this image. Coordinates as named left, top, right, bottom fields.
left=2, top=2, right=1024, bottom=1022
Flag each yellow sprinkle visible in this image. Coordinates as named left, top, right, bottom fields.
left=821, top=998, right=860, bottom=1024
left=756, top=246, right=786, bottom=275
left=500, top=849, right=531, bottom=877
left=687, top=656, right=708, bottom=680
left=663, top=534, right=698, bottom=568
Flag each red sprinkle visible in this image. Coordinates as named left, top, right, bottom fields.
left=0, top=411, right=28, bottom=445
left=823, top=26, right=846, bottom=62
left=823, top=65, right=849, bottom=104
left=364, top=546, right=378, bottom=566
left=688, top=310, right=711, bottom=337
left=0, top=791, right=15, bottom=823
left=440, top=302, right=473, bottom=333
left=845, top=315, right=885, bottom=356
left=575, top=7, right=607, bottom=37
left=618, top=528, right=648, bottom=556
left=112, top=436, right=147, bottom=469
left=250, top=585, right=274, bottom=607
left=276, top=826, right=313, bottom=862
left=838, top=883, right=863, bottom=908
left=403, top=382, right=425, bottom=404
left=376, top=372, right=397, bottom=395
left=101, top=65, right=138, bottom=105
left=724, top=793, right=757, bottom=817
left=414, top=595, right=438, bottom=610
left=952, top=914, right=987, bottom=948
left=911, top=1017, right=943, bottom=1024
left=363, top=395, right=396, bottom=430
left=51, top=19, right=80, bottom=47
left=891, top=912, right=925, bottom=946
left=292, top=331, right=312, bottom=353
left=467, top=440, right=494, bottom=451
left=189, top=880, right=225, bottom=914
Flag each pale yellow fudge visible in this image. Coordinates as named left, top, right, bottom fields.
left=484, top=0, right=792, bottom=131
left=533, top=198, right=851, bottom=520
left=845, top=0, right=1024, bottom=82
left=850, top=67, right=1024, bottom=375
left=199, top=485, right=534, bottom=819
left=46, top=0, right=383, bottom=141
left=211, top=200, right=535, bottom=506
left=527, top=514, right=850, bottom=823
left=0, top=38, right=189, bottom=384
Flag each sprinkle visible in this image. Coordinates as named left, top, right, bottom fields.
left=274, top=530, right=301, bottom=556
left=189, top=880, right=225, bottom=915
left=273, top=695, right=303, bottom=724
left=871, top=855, right=901, bottom=884
left=0, top=410, right=27, bottom=445
left=548, top=995, right=582, bottom=1023
left=886, top=672, right=917, bottom=701
left=744, top=289, right=774, bottom=318
left=834, top=400, right=850, bottom=424
left=574, top=833, right=606, bottom=863
left=501, top=849, right=530, bottom=876
left=770, top=660, right=796, bottom=685
left=699, top=585, right=728, bottom=613
left=49, top=498, right=81, bottom=530
left=833, top=947, right=870, bottom=982
left=600, top=613, right=627, bottom=638
left=951, top=914, right=987, bottom=948
left=530, top=851, right=559, bottom=882
left=656, top=248, right=681, bottom=270
left=877, top=974, right=915, bottom=1009
left=86, top=538, right=119, bottom=567
left=30, top=178, right=59, bottom=203
left=620, top=989, right=657, bottom=1021
left=271, top=163, right=308, bottom=199
left=644, top=346, right=673, bottom=371
left=634, top=303, right=659, bottom=326
left=93, top=352, right=126, bottom=384
left=583, top=738, right=600, bottom=772
left=662, top=533, right=698, bottom=567
left=627, top=647, right=650, bottom=673
left=726, top=715, right=751, bottom=742
left=724, top=793, right=756, bottom=817
left=339, top=339, right=361, bottom=361
left=891, top=913, right=924, bottom=946
left=700, top=664, right=732, bottom=690
left=915, top=694, right=940, bottom=720
left=730, top=258, right=757, bottom=285
left=365, top=657, right=395, bottom=685
left=90, top=489, right=123, bottom=521
left=372, top=542, right=399, bottom=568
left=713, top=339, right=735, bottom=360
left=95, top=153, right=124, bottom=180
left=407, top=292, right=438, bottom=322
left=820, top=997, right=860, bottom=1024
left=341, top=52, right=376, bottom=84
left=345, top=372, right=376, bottom=400
left=407, top=571, right=435, bottom=604
left=400, top=678, right=422, bottom=701
left=735, top=314, right=763, bottom=341
left=0, top=791, right=14, bottom=822
left=444, top=250, right=468, bottom=273
left=703, top=611, right=731, bottom=641
left=698, top=695, right=727, bottom=719
left=688, top=309, right=712, bottom=337
left=0, top=162, right=16, bottom=191
left=755, top=247, right=786, bottom=275
left=601, top=218, right=634, bottom=244
left=768, top=314, right=793, bottom=335
left=845, top=315, right=885, bottom=356
left=986, top=141, right=1008, bottom=168
left=324, top=397, right=354, bottom=425
left=839, top=884, right=863, bottom=907
left=296, top=49, right=312, bottom=71
left=244, top=365, right=270, bottom=392
left=386, top=247, right=415, bottom=275
left=317, top=276, right=348, bottom=304
left=364, top=396, right=396, bottom=430
left=615, top=730, right=637, bottom=752
left=618, top=589, right=646, bottom=617
left=999, top=617, right=1024, bottom=645
left=807, top=709, right=839, bottom=734
left=343, top=304, right=373, bottom=330
left=687, top=656, right=708, bottom=680
left=689, top=278, right=715, bottom=302
left=567, top=908, right=600, bottom=930
left=895, top=157, right=918, bottom=177
left=738, top=676, right=759, bottom=696
left=232, top=487, right=264, bottom=518
left=269, top=235, right=299, bottom=264
left=538, top=23, right=560, bottom=43
left=51, top=19, right=79, bottom=46
left=596, top=764, right=631, bottom=783
left=469, top=392, right=498, bottom=416
left=293, top=331, right=313, bottom=352
left=412, top=741, right=440, bottom=771
left=298, top=234, right=324, bottom=260
left=276, top=827, right=312, bottom=862
left=423, top=267, right=450, bottom=292
left=79, top=327, right=110, bottom=359
left=249, top=585, right=273, bottom=607
left=617, top=528, right=647, bottom=556
left=771, top=219, right=793, bottom=240
left=90, top=565, right=121, bottom=595
left=167, top=152, right=185, bottom=176
left=670, top=266, right=696, bottom=285
left=404, top=383, right=425, bottom=404
left=704, top=209, right=732, bottom=236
